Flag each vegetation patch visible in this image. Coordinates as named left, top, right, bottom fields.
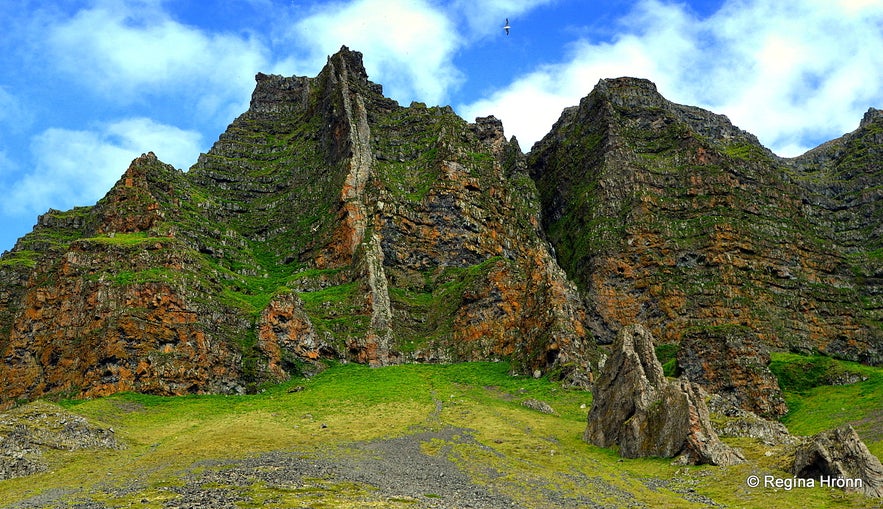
left=722, top=142, right=774, bottom=163
left=771, top=352, right=883, bottom=456
left=770, top=352, right=867, bottom=394
left=0, top=250, right=39, bottom=268
left=655, top=343, right=680, bottom=377
left=82, top=232, right=164, bottom=246
left=113, top=267, right=179, bottom=286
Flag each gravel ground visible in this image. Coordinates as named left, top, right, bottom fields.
left=165, top=426, right=523, bottom=509
left=6, top=398, right=643, bottom=508
left=9, top=426, right=525, bottom=509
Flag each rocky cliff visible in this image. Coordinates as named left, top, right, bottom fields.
left=0, top=47, right=595, bottom=406
left=0, top=48, right=880, bottom=412
left=528, top=77, right=882, bottom=416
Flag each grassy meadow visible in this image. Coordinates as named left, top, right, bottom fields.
left=1, top=356, right=881, bottom=508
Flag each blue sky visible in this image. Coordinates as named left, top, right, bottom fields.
left=1, top=0, right=882, bottom=253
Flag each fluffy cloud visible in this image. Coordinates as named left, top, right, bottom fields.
left=0, top=88, right=31, bottom=132
left=288, top=0, right=463, bottom=105
left=3, top=119, right=201, bottom=216
left=461, top=0, right=883, bottom=156
left=42, top=0, right=266, bottom=121
left=4, top=0, right=880, bottom=229
left=458, top=33, right=666, bottom=151
left=700, top=0, right=883, bottom=155
left=0, top=150, right=16, bottom=180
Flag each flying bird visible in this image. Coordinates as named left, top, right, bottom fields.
left=503, top=18, right=510, bottom=35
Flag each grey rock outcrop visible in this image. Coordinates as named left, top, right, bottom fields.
left=708, top=394, right=796, bottom=446
left=521, top=398, right=556, bottom=415
left=585, top=324, right=744, bottom=466
left=792, top=424, right=883, bottom=498
left=0, top=401, right=123, bottom=481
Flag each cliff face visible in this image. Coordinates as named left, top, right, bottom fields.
left=0, top=47, right=595, bottom=406
left=528, top=77, right=882, bottom=416
left=0, top=155, right=252, bottom=401
left=0, top=49, right=880, bottom=413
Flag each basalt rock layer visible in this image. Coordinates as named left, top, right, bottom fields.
left=0, top=47, right=595, bottom=406
left=529, top=78, right=882, bottom=416
left=0, top=48, right=881, bottom=411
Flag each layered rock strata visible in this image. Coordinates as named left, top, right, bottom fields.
left=529, top=78, right=883, bottom=416
left=0, top=48, right=880, bottom=413
left=0, top=47, right=595, bottom=405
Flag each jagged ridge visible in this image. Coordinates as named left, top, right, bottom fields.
left=0, top=48, right=880, bottom=416
left=529, top=76, right=882, bottom=416
left=0, top=47, right=595, bottom=406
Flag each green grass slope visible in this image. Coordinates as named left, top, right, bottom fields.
left=771, top=352, right=883, bottom=459
left=1, top=359, right=881, bottom=508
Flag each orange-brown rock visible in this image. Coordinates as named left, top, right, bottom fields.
left=530, top=77, right=882, bottom=416
left=0, top=232, right=250, bottom=407
left=256, top=291, right=326, bottom=378
left=1, top=52, right=879, bottom=411
left=0, top=47, right=597, bottom=405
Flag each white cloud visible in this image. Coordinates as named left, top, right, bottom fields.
left=4, top=119, right=201, bottom=216
left=0, top=88, right=27, bottom=130
left=461, top=0, right=883, bottom=156
left=102, top=118, right=203, bottom=171
left=0, top=150, right=17, bottom=180
left=0, top=90, right=24, bottom=184
left=458, top=35, right=665, bottom=151
left=698, top=0, right=883, bottom=155
left=42, top=0, right=267, bottom=121
left=288, top=0, right=463, bottom=105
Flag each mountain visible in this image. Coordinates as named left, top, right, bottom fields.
left=0, top=47, right=880, bottom=415
left=528, top=77, right=882, bottom=417
left=0, top=47, right=594, bottom=406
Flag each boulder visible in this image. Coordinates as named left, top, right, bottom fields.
left=584, top=324, right=744, bottom=466
left=792, top=424, right=883, bottom=498
left=0, top=433, right=44, bottom=481
left=521, top=398, right=556, bottom=415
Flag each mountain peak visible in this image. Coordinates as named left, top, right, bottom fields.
left=250, top=72, right=312, bottom=114
left=248, top=46, right=375, bottom=115
left=596, top=76, right=659, bottom=92
left=327, top=45, right=369, bottom=81
left=0, top=47, right=880, bottom=422
left=860, top=107, right=883, bottom=129
left=592, top=76, right=665, bottom=109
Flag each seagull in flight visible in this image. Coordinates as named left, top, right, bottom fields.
left=503, top=18, right=511, bottom=35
